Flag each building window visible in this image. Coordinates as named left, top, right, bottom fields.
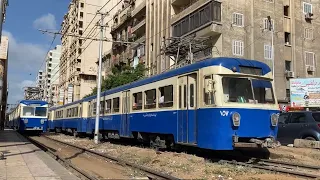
left=263, top=18, right=274, bottom=30
left=285, top=32, right=291, bottom=45
left=284, top=5, right=290, bottom=16
left=305, top=51, right=315, bottom=67
left=285, top=60, right=291, bottom=71
left=264, top=44, right=272, bottom=60
left=304, top=28, right=313, bottom=39
left=232, top=13, right=244, bottom=27
left=80, top=3, right=84, bottom=8
left=303, top=2, right=312, bottom=14
left=232, top=40, right=244, bottom=56
left=79, top=21, right=83, bottom=28
left=286, top=89, right=290, bottom=99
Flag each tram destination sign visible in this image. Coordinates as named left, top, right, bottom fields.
left=239, top=66, right=262, bottom=76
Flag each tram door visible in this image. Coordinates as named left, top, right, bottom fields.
left=120, top=91, right=130, bottom=137
left=178, top=73, right=197, bottom=144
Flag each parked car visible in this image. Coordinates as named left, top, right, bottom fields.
left=277, top=111, right=320, bottom=144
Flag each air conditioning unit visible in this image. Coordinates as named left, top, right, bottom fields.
left=286, top=71, right=295, bottom=78
left=307, top=66, right=315, bottom=72
left=305, top=13, right=313, bottom=20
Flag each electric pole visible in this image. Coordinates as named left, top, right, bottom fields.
left=94, top=11, right=105, bottom=144
left=267, top=16, right=275, bottom=80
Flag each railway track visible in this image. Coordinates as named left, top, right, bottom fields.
left=27, top=134, right=180, bottom=180
left=220, top=158, right=320, bottom=179
left=43, top=133, right=320, bottom=179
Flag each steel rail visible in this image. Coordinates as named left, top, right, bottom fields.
left=20, top=134, right=99, bottom=180
left=42, top=135, right=181, bottom=180
left=219, top=160, right=320, bottom=179
left=251, top=158, right=320, bottom=170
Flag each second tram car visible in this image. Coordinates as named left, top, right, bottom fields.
left=7, top=100, right=48, bottom=133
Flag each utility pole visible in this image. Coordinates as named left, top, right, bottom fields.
left=267, top=16, right=275, bottom=80
left=94, top=11, right=105, bottom=144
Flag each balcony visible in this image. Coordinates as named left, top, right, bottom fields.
left=172, top=0, right=197, bottom=7
left=172, top=0, right=215, bottom=24
left=131, top=35, right=146, bottom=49
left=171, top=0, right=221, bottom=37
left=111, top=6, right=132, bottom=32
left=132, top=19, right=146, bottom=33
left=132, top=0, right=146, bottom=17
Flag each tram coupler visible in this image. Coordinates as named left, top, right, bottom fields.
left=249, top=138, right=281, bottom=148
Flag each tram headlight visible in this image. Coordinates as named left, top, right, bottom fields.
left=271, top=113, right=278, bottom=127
left=232, top=112, right=241, bottom=127
left=40, top=119, right=45, bottom=124
left=23, top=119, right=28, bottom=124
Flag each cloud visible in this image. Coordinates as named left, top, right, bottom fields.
left=3, top=30, right=47, bottom=103
left=33, top=13, right=57, bottom=30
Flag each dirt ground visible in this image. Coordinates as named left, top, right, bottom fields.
left=47, top=134, right=313, bottom=180
left=268, top=145, right=320, bottom=166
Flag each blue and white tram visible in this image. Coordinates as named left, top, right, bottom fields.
left=49, top=57, right=280, bottom=150
left=7, top=100, right=48, bottom=133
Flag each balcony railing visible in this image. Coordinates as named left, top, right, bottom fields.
left=132, top=19, right=146, bottom=33
left=132, top=0, right=146, bottom=17
left=172, top=0, right=221, bottom=37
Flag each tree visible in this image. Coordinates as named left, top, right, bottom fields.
left=83, top=62, right=147, bottom=98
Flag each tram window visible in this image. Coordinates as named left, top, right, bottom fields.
left=88, top=104, right=91, bottom=116
left=100, top=101, right=104, bottom=114
left=133, top=92, right=143, bottom=110
left=204, top=75, right=215, bottom=105
left=23, top=107, right=34, bottom=116
left=93, top=103, right=97, bottom=115
left=113, top=97, right=120, bottom=113
left=105, top=99, right=111, bottom=114
left=145, top=89, right=156, bottom=109
left=190, top=84, right=195, bottom=108
left=75, top=107, right=78, bottom=117
left=179, top=86, right=182, bottom=108
left=35, top=107, right=46, bottom=117
left=222, top=77, right=275, bottom=104
left=252, top=79, right=275, bottom=104
left=222, top=77, right=254, bottom=103
left=159, top=85, right=173, bottom=108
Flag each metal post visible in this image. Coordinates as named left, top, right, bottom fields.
left=268, top=16, right=275, bottom=80
left=94, top=12, right=105, bottom=144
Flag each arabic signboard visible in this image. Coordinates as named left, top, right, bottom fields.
left=290, top=78, right=320, bottom=107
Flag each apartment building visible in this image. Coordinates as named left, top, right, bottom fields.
left=106, top=0, right=320, bottom=103
left=105, top=0, right=171, bottom=76
left=0, top=35, right=8, bottom=130
left=59, top=0, right=120, bottom=104
left=36, top=70, right=44, bottom=90
left=43, top=45, right=61, bottom=106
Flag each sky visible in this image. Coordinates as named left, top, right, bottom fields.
left=3, top=0, right=69, bottom=104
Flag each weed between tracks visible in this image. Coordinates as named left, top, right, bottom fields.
left=48, top=134, right=306, bottom=180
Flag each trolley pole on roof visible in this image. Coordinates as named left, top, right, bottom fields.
left=94, top=11, right=105, bottom=144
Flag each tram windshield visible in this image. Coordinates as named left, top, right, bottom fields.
left=222, top=77, right=275, bottom=104
left=22, top=106, right=47, bottom=117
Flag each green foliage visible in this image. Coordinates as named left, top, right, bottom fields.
left=83, top=62, right=147, bottom=98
